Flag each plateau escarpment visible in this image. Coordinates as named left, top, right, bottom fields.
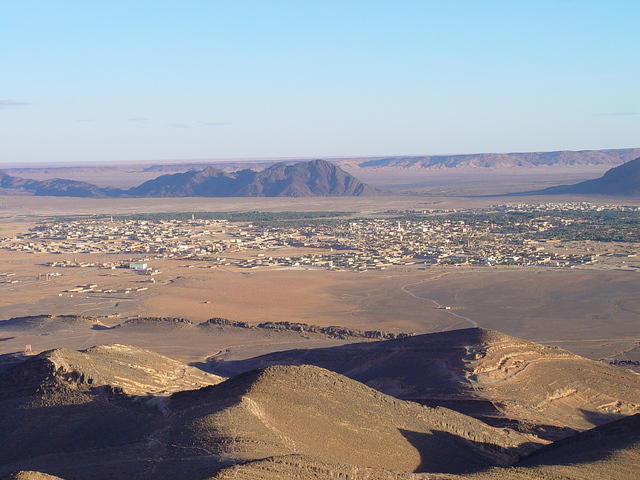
left=350, top=147, right=640, bottom=169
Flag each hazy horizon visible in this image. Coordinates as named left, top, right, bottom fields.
left=2, top=1, right=639, bottom=164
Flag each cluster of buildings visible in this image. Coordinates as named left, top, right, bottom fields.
left=63, top=283, right=149, bottom=295
left=0, top=272, right=19, bottom=284
left=1, top=204, right=626, bottom=272
left=494, top=202, right=640, bottom=213
left=1, top=218, right=234, bottom=256
left=241, top=218, right=595, bottom=270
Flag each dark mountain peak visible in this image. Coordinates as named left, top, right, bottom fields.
left=523, top=156, right=640, bottom=196
left=601, top=156, right=640, bottom=180
left=128, top=159, right=379, bottom=197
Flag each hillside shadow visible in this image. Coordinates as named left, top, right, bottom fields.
left=474, top=415, right=579, bottom=441
left=0, top=351, right=27, bottom=375
left=579, top=407, right=624, bottom=425
left=399, top=428, right=541, bottom=474
left=517, top=413, right=640, bottom=468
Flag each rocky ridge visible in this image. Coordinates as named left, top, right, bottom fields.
left=208, top=328, right=640, bottom=438
left=0, top=350, right=541, bottom=479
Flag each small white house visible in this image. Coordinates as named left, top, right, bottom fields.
left=129, top=263, right=148, bottom=271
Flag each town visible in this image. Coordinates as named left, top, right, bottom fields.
left=1, top=202, right=638, bottom=273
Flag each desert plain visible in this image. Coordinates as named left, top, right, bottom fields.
left=1, top=189, right=639, bottom=368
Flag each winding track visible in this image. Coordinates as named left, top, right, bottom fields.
left=400, top=278, right=478, bottom=329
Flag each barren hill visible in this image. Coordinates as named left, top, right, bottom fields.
left=0, top=348, right=538, bottom=479
left=0, top=171, right=111, bottom=197
left=1, top=344, right=221, bottom=396
left=129, top=159, right=379, bottom=197
left=527, top=156, right=640, bottom=196
left=210, top=415, right=640, bottom=480
left=9, top=414, right=640, bottom=480
left=208, top=328, right=640, bottom=438
left=1, top=338, right=638, bottom=479
left=166, top=365, right=536, bottom=473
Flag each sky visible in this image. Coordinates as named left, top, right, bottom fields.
left=1, top=0, right=639, bottom=164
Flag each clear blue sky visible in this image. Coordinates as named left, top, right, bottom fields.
left=1, top=0, right=638, bottom=164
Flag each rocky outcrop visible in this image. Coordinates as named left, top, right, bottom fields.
left=115, top=317, right=195, bottom=329
left=199, top=317, right=413, bottom=340
left=199, top=317, right=251, bottom=329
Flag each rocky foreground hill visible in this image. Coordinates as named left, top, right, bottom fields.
left=0, top=328, right=638, bottom=479
left=208, top=328, right=640, bottom=439
left=209, top=415, right=640, bottom=480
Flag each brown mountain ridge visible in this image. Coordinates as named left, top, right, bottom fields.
left=0, top=160, right=379, bottom=197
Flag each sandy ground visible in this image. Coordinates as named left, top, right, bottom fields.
left=2, top=191, right=640, bottom=217
left=1, top=243, right=638, bottom=364
left=1, top=192, right=638, bottom=366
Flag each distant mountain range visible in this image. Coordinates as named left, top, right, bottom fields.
left=525, top=156, right=640, bottom=196
left=0, top=170, right=112, bottom=197
left=129, top=159, right=379, bottom=197
left=3, top=150, right=640, bottom=198
left=350, top=147, right=640, bottom=169
left=0, top=160, right=378, bottom=198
